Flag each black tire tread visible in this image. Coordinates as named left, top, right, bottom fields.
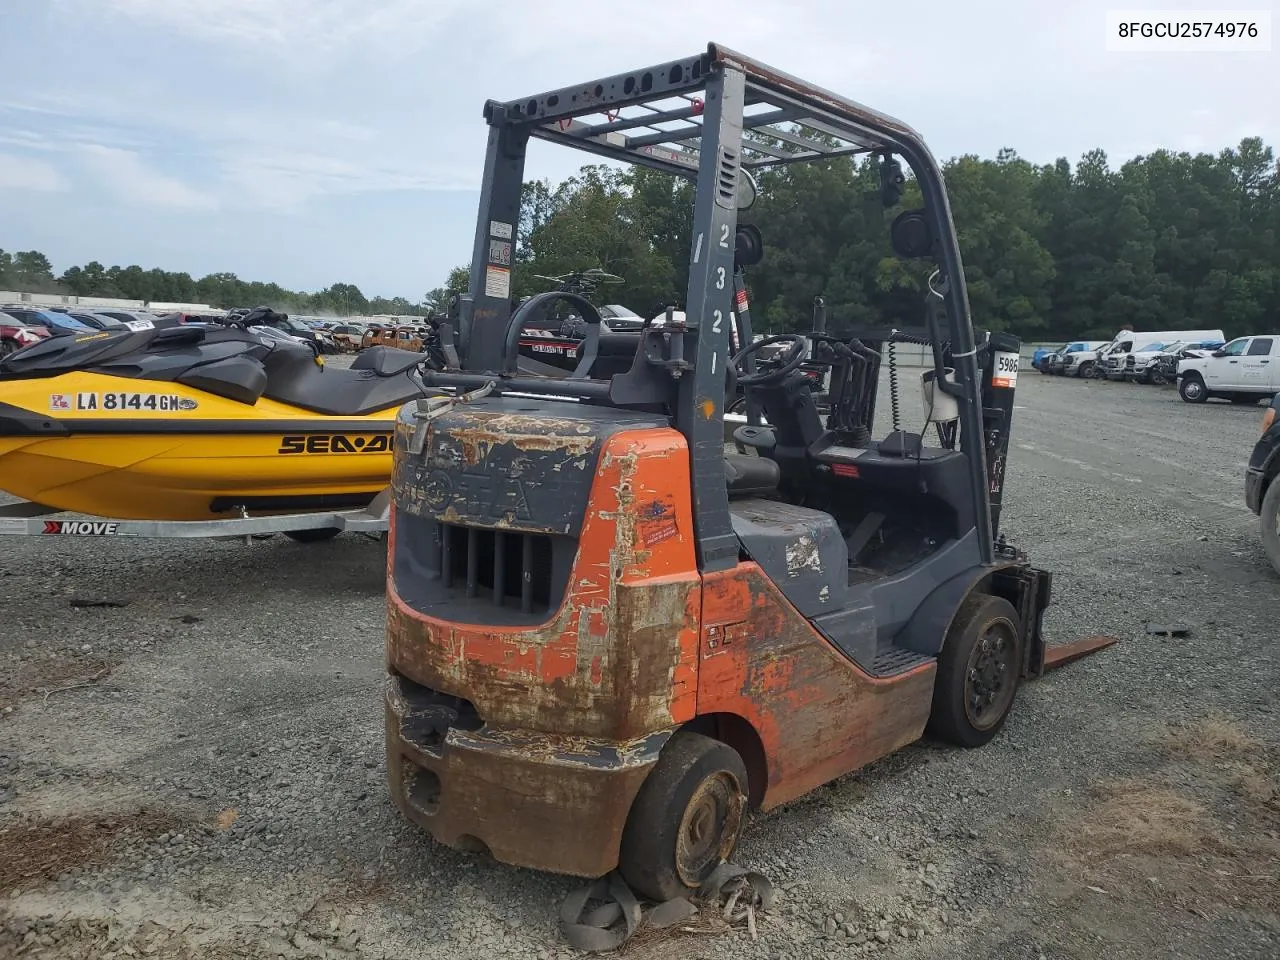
left=618, top=731, right=748, bottom=903
left=1179, top=374, right=1209, bottom=403
left=1261, top=478, right=1280, bottom=578
left=926, top=593, right=1022, bottom=749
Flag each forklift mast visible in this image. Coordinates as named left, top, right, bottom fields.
left=455, top=43, right=996, bottom=570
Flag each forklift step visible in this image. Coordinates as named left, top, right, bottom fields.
left=870, top=642, right=934, bottom=677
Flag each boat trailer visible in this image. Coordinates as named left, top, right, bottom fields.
left=0, top=488, right=390, bottom=542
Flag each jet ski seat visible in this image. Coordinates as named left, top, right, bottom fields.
left=350, top=346, right=424, bottom=377
left=261, top=344, right=425, bottom=416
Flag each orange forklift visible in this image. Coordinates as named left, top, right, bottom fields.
left=385, top=43, right=1061, bottom=903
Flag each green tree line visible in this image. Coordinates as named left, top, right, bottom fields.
left=443, top=136, right=1279, bottom=342
left=0, top=249, right=428, bottom=318
left=7, top=136, right=1276, bottom=339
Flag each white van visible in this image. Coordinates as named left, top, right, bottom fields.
left=1177, top=334, right=1280, bottom=403
left=1099, top=329, right=1225, bottom=380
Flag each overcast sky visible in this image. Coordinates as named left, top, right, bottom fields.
left=1, top=0, right=1275, bottom=301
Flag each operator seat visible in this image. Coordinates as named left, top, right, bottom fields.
left=725, top=453, right=780, bottom=496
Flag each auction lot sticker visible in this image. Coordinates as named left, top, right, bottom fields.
left=992, top=351, right=1019, bottom=388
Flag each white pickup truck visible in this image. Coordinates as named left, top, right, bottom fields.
left=1100, top=328, right=1224, bottom=380
left=1127, top=338, right=1223, bottom=383
left=1055, top=340, right=1111, bottom=377
left=1177, top=334, right=1280, bottom=403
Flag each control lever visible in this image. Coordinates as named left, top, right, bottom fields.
left=406, top=381, right=495, bottom=455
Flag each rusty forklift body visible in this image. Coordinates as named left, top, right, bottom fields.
left=385, top=43, right=1054, bottom=898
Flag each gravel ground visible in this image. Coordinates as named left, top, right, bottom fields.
left=1, top=361, right=1277, bottom=960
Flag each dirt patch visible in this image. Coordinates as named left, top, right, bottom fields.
left=0, top=655, right=114, bottom=709
left=0, top=809, right=179, bottom=895
left=0, top=915, right=283, bottom=960
left=1046, top=713, right=1280, bottom=920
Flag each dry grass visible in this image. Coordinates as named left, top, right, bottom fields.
left=1160, top=713, right=1277, bottom=808
left=1047, top=713, right=1280, bottom=918
left=0, top=654, right=114, bottom=709
left=1162, top=712, right=1266, bottom=763
left=1066, top=779, right=1211, bottom=861
left=0, top=809, right=179, bottom=895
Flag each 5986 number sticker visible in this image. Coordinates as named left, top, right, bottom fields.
left=992, top=351, right=1019, bottom=388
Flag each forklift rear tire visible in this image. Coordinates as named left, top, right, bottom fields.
left=618, top=731, right=749, bottom=903
left=926, top=594, right=1022, bottom=749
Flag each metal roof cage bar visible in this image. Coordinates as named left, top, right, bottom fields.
left=466, top=41, right=992, bottom=564
left=482, top=43, right=923, bottom=170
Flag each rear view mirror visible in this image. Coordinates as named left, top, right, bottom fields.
left=1212, top=349, right=1226, bottom=357
left=890, top=209, right=934, bottom=259
left=734, top=224, right=764, bottom=267
left=737, top=170, right=759, bottom=211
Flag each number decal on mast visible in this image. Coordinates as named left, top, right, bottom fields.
left=712, top=310, right=723, bottom=333
left=719, top=224, right=730, bottom=247
left=992, top=351, right=1019, bottom=388
left=716, top=266, right=726, bottom=289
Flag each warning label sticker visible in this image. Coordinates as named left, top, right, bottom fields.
left=484, top=266, right=511, bottom=299
left=992, top=350, right=1019, bottom=388
left=489, top=220, right=513, bottom=240
left=488, top=239, right=512, bottom=266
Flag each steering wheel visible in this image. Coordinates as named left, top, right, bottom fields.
left=731, top=333, right=808, bottom=386
left=502, top=291, right=602, bottom=378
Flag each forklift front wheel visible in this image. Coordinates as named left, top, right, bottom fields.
left=618, top=731, right=749, bottom=903
left=926, top=594, right=1022, bottom=749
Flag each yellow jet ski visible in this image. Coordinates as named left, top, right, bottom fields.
left=0, top=321, right=433, bottom=522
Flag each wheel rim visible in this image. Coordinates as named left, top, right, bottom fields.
left=1185, top=380, right=1202, bottom=399
left=963, top=619, right=1018, bottom=731
left=675, top=771, right=744, bottom=887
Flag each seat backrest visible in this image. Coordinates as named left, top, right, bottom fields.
left=724, top=454, right=780, bottom=497
left=810, top=435, right=975, bottom=541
